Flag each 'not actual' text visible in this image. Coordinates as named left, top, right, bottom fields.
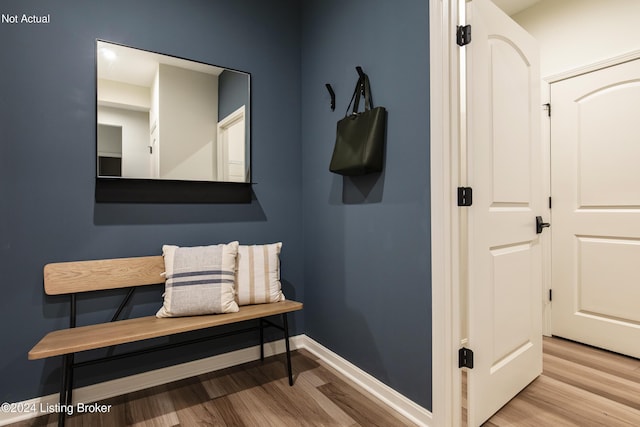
left=2, top=14, right=51, bottom=24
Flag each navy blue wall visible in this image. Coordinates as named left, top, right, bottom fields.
left=300, top=0, right=432, bottom=410
left=0, top=0, right=302, bottom=403
left=1, top=0, right=433, bottom=413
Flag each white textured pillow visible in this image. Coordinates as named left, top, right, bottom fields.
left=235, top=243, right=285, bottom=305
left=156, top=242, right=239, bottom=318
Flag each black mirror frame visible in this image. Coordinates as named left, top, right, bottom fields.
left=95, top=177, right=252, bottom=203
left=94, top=39, right=252, bottom=204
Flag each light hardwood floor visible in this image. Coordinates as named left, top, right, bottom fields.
left=10, top=336, right=640, bottom=426
left=9, top=349, right=418, bottom=427
left=485, top=336, right=640, bottom=426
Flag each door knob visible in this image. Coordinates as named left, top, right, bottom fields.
left=536, top=216, right=550, bottom=234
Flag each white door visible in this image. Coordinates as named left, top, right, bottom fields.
left=217, top=106, right=247, bottom=182
left=551, top=58, right=640, bottom=359
left=465, top=0, right=544, bottom=425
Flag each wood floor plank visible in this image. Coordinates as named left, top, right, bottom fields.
left=318, top=380, right=417, bottom=427
left=484, top=386, right=580, bottom=427
left=264, top=380, right=345, bottom=426
left=292, top=369, right=358, bottom=426
left=268, top=368, right=357, bottom=426
left=484, top=337, right=640, bottom=426
left=226, top=385, right=298, bottom=427
left=233, top=361, right=325, bottom=426
left=522, top=375, right=640, bottom=426
left=164, top=377, right=229, bottom=427
left=543, top=336, right=640, bottom=380
left=543, top=352, right=640, bottom=410
left=199, top=364, right=250, bottom=399
left=209, top=396, right=246, bottom=427
left=123, top=387, right=179, bottom=427
left=299, top=366, right=330, bottom=388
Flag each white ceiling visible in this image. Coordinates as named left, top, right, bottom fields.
left=97, top=41, right=224, bottom=88
left=492, top=0, right=542, bottom=16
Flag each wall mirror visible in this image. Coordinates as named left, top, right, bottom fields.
left=95, top=40, right=252, bottom=203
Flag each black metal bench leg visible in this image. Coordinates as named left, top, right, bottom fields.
left=58, top=354, right=73, bottom=427
left=259, top=318, right=265, bottom=362
left=59, top=294, right=76, bottom=426
left=282, top=313, right=293, bottom=386
left=66, top=354, right=74, bottom=408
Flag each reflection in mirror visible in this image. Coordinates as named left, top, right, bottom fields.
left=96, top=40, right=250, bottom=183
left=97, top=124, right=122, bottom=176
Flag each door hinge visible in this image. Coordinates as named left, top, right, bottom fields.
left=457, top=187, right=473, bottom=207
left=457, top=25, right=472, bottom=46
left=549, top=196, right=552, bottom=209
left=549, top=289, right=553, bottom=301
left=459, top=347, right=474, bottom=369
left=543, top=103, right=551, bottom=117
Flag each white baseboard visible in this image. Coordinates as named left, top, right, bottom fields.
left=1, top=334, right=432, bottom=426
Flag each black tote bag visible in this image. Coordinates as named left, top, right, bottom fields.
left=329, top=73, right=386, bottom=176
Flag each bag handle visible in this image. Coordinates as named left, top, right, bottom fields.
left=345, top=73, right=374, bottom=116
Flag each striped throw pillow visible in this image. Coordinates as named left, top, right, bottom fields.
left=156, top=242, right=239, bottom=317
left=235, top=243, right=285, bottom=305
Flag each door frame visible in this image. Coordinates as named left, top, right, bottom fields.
left=429, top=0, right=462, bottom=425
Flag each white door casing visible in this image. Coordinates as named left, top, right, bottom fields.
left=550, top=58, right=640, bottom=359
left=149, top=119, right=159, bottom=179
left=429, top=0, right=461, bottom=423
left=465, top=0, right=544, bottom=425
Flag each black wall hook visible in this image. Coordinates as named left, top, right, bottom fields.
left=355, top=66, right=366, bottom=97
left=325, top=83, right=335, bottom=111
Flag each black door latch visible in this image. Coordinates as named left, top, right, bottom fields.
left=536, top=216, right=550, bottom=234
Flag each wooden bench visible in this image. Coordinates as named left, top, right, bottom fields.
left=29, top=256, right=303, bottom=427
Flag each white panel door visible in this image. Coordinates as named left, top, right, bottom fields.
left=217, top=106, right=246, bottom=182
left=465, top=0, right=544, bottom=425
left=551, top=58, right=640, bottom=358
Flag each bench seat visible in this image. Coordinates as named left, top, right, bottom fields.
left=29, top=300, right=302, bottom=360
